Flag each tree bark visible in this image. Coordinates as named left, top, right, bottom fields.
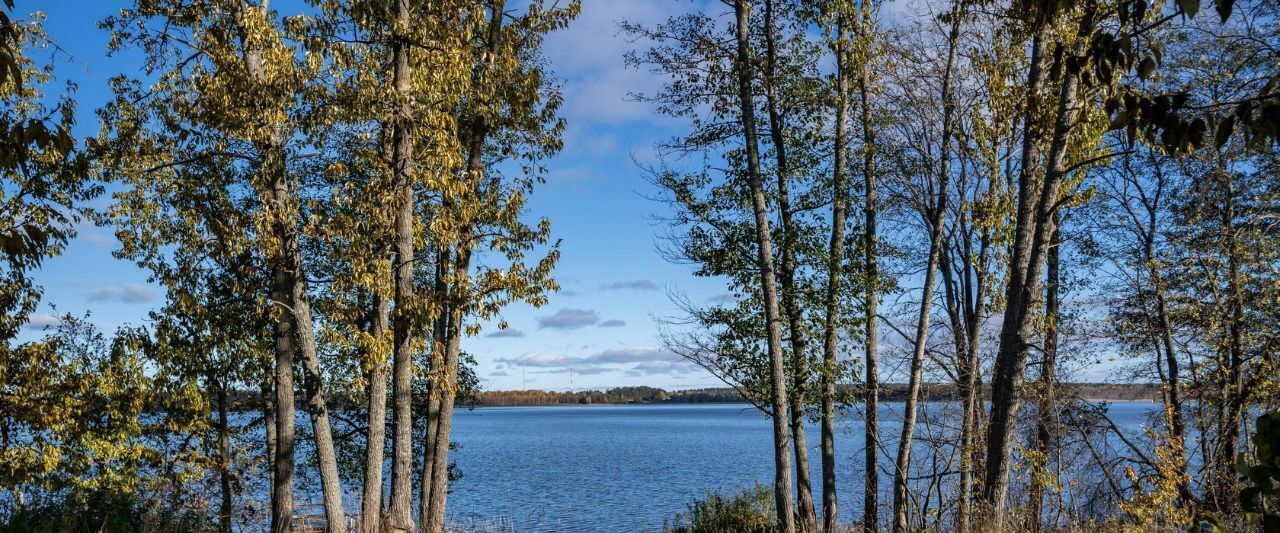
left=1210, top=169, right=1245, bottom=513
left=891, top=4, right=962, bottom=530
left=385, top=0, right=418, bottom=529
left=260, top=357, right=279, bottom=530
left=290, top=216, right=347, bottom=533
left=819, top=12, right=851, bottom=532
left=234, top=3, right=345, bottom=529
left=857, top=8, right=880, bottom=526
left=1137, top=161, right=1191, bottom=502
left=1027, top=216, right=1061, bottom=531
left=360, top=290, right=390, bottom=533
left=423, top=5, right=505, bottom=530
left=216, top=378, right=233, bottom=533
left=731, top=2, right=795, bottom=531
left=424, top=248, right=472, bottom=533
left=760, top=1, right=815, bottom=528
left=419, top=248, right=448, bottom=529
left=269, top=217, right=296, bottom=533
left=982, top=9, right=1092, bottom=527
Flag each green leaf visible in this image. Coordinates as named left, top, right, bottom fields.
left=1137, top=58, right=1156, bottom=80
left=1178, top=0, right=1200, bottom=18
left=1216, top=0, right=1235, bottom=21
left=1216, top=114, right=1236, bottom=148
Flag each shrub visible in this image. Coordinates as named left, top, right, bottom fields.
left=0, top=488, right=214, bottom=533
left=665, top=484, right=777, bottom=533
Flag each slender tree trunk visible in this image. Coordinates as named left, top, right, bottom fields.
left=291, top=234, right=347, bottom=532
left=982, top=8, right=1092, bottom=524
left=360, top=291, right=390, bottom=533
left=386, top=1, right=418, bottom=530
left=791, top=409, right=816, bottom=532
left=731, top=2, right=795, bottom=530
left=270, top=240, right=296, bottom=533
left=1211, top=171, right=1245, bottom=513
left=957, top=233, right=989, bottom=533
left=261, top=360, right=277, bottom=517
left=819, top=13, right=851, bottom=532
left=424, top=7, right=506, bottom=530
left=1141, top=177, right=1191, bottom=502
left=419, top=248, right=448, bottom=529
left=236, top=6, right=293, bottom=529
left=857, top=21, right=880, bottom=530
left=216, top=379, right=233, bottom=533
left=424, top=247, right=473, bottom=533
left=890, top=4, right=961, bottom=530
left=1027, top=217, right=1061, bottom=532
left=235, top=4, right=344, bottom=529
left=889, top=222, right=946, bottom=533
left=759, top=1, right=815, bottom=528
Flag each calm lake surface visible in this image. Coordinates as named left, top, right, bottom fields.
left=441, top=402, right=1161, bottom=532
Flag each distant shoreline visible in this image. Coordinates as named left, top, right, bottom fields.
left=467, top=383, right=1163, bottom=408
left=463, top=397, right=1161, bottom=409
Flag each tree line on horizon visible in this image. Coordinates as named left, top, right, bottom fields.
left=0, top=0, right=1279, bottom=532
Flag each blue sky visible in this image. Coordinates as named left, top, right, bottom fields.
left=21, top=0, right=748, bottom=391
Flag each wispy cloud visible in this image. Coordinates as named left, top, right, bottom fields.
left=88, top=284, right=155, bottom=303
left=23, top=313, right=62, bottom=331
left=533, top=366, right=613, bottom=376
left=498, top=353, right=586, bottom=368
left=625, top=360, right=699, bottom=376
left=709, top=293, right=740, bottom=304
left=497, top=347, right=679, bottom=369
left=589, top=347, right=680, bottom=364
left=537, top=308, right=600, bottom=330
left=486, top=328, right=526, bottom=338
left=601, top=279, right=659, bottom=291
left=598, top=319, right=626, bottom=328
left=490, top=370, right=510, bottom=377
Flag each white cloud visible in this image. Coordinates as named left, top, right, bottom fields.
left=88, top=284, right=155, bottom=303
left=543, top=0, right=675, bottom=128
left=496, top=346, right=681, bottom=372
left=486, top=328, right=526, bottom=338
left=23, top=313, right=63, bottom=331
left=537, top=308, right=600, bottom=330
left=601, top=279, right=659, bottom=291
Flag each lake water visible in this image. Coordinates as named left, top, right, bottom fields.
left=441, top=402, right=1162, bottom=532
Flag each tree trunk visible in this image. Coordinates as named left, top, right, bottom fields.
left=731, top=2, right=795, bottom=530
left=1140, top=170, right=1191, bottom=502
left=1211, top=170, right=1245, bottom=513
left=1027, top=216, right=1061, bottom=531
left=419, top=248, right=448, bottom=529
left=982, top=9, right=1091, bottom=526
left=760, top=1, right=815, bottom=528
left=858, top=33, right=880, bottom=533
left=956, top=231, right=989, bottom=533
left=891, top=4, right=961, bottom=530
left=260, top=359, right=277, bottom=526
left=423, top=7, right=506, bottom=530
left=820, top=12, right=851, bottom=532
left=386, top=0, right=418, bottom=529
left=216, top=379, right=233, bottom=533
left=360, top=291, right=390, bottom=533
left=290, top=224, right=347, bottom=533
left=234, top=4, right=344, bottom=529
left=424, top=248, right=473, bottom=533
left=791, top=409, right=817, bottom=532
left=270, top=236, right=296, bottom=533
